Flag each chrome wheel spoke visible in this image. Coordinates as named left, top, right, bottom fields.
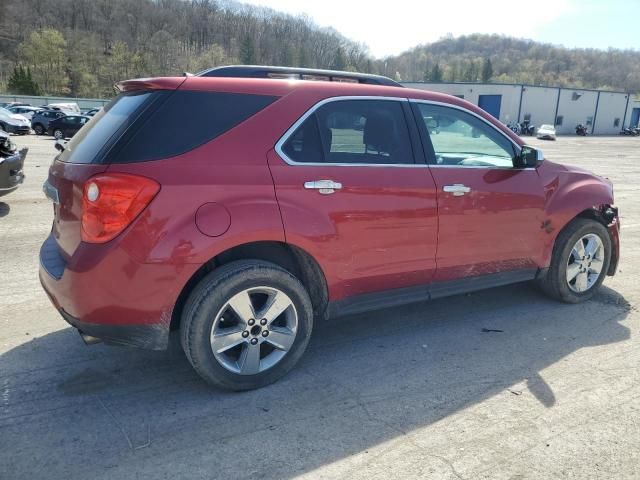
left=584, top=237, right=599, bottom=257
left=589, top=258, right=604, bottom=273
left=259, top=291, right=293, bottom=325
left=211, top=328, right=246, bottom=354
left=575, top=271, right=589, bottom=292
left=572, top=240, right=586, bottom=259
left=228, top=291, right=255, bottom=324
left=238, top=344, right=261, bottom=375
left=265, top=327, right=296, bottom=351
left=566, top=263, right=581, bottom=282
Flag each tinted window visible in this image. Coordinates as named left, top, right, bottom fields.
left=59, top=91, right=155, bottom=164
left=415, top=103, right=516, bottom=168
left=282, top=100, right=414, bottom=165
left=113, top=91, right=278, bottom=163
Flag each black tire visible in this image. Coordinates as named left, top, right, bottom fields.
left=33, top=124, right=44, bottom=135
left=180, top=260, right=314, bottom=391
left=53, top=129, right=64, bottom=140
left=538, top=218, right=611, bottom=303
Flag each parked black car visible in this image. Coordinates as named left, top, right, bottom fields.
left=47, top=115, right=90, bottom=139
left=0, top=130, right=27, bottom=197
left=31, top=109, right=66, bottom=135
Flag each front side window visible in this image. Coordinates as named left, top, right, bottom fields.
left=414, top=103, right=516, bottom=168
left=281, top=99, right=414, bottom=165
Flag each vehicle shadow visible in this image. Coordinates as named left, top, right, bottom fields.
left=0, top=202, right=9, bottom=217
left=0, top=284, right=631, bottom=479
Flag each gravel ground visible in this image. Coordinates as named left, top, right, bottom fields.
left=1, top=134, right=638, bottom=480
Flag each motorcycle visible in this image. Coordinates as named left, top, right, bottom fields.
left=619, top=127, right=638, bottom=136
left=520, top=121, right=536, bottom=136
left=507, top=122, right=521, bottom=135
left=0, top=129, right=28, bottom=198
left=575, top=124, right=588, bottom=136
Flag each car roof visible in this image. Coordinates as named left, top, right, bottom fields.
left=196, top=65, right=402, bottom=87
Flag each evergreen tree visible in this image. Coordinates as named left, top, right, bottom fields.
left=481, top=58, right=493, bottom=82
left=430, top=63, right=443, bottom=82
left=7, top=65, right=41, bottom=95
left=240, top=35, right=256, bottom=64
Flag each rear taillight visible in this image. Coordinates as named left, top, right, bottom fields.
left=81, top=173, right=160, bottom=243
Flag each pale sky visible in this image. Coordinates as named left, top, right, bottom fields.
left=242, top=0, right=638, bottom=57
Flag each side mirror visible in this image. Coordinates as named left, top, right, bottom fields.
left=518, top=145, right=544, bottom=168
left=54, top=140, right=66, bottom=152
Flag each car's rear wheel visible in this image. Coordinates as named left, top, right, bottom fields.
left=53, top=129, right=64, bottom=140
left=180, top=260, right=314, bottom=391
left=33, top=124, right=44, bottom=135
left=538, top=218, right=611, bottom=303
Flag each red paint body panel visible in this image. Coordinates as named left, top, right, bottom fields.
left=39, top=77, right=619, bottom=350
left=268, top=151, right=439, bottom=300
left=430, top=167, right=546, bottom=281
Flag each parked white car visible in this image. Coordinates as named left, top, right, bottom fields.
left=8, top=105, right=42, bottom=120
left=537, top=124, right=557, bottom=140
left=46, top=102, right=81, bottom=114
left=0, top=107, right=31, bottom=135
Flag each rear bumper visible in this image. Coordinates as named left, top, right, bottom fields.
left=0, top=148, right=27, bottom=197
left=3, top=124, right=30, bottom=134
left=58, top=308, right=168, bottom=350
left=38, top=232, right=189, bottom=351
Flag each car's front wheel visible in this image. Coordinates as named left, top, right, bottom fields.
left=539, top=218, right=611, bottom=303
left=33, top=124, right=44, bottom=135
left=180, top=260, right=314, bottom=391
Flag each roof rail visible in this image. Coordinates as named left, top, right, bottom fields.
left=196, top=65, right=403, bottom=87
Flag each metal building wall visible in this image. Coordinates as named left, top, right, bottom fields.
left=402, top=82, right=521, bottom=124
left=402, top=82, right=632, bottom=135
left=595, top=92, right=631, bottom=135
left=518, top=86, right=559, bottom=128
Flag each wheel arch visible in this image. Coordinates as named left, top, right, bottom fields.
left=170, top=241, right=329, bottom=330
left=543, top=205, right=618, bottom=274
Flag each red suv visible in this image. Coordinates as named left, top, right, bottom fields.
left=40, top=70, right=620, bottom=391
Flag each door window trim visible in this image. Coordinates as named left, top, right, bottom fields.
left=275, top=96, right=428, bottom=168
left=409, top=99, right=532, bottom=170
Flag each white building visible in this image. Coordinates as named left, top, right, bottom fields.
left=402, top=82, right=639, bottom=135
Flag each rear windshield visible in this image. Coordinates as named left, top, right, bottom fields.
left=60, top=90, right=278, bottom=164
left=59, top=91, right=156, bottom=164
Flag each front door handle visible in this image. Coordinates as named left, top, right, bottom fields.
left=443, top=184, right=471, bottom=196
left=304, top=180, right=342, bottom=195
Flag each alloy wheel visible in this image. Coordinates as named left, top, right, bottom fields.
left=566, top=233, right=605, bottom=293
left=210, top=286, right=298, bottom=375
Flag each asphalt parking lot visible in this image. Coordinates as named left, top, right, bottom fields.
left=1, top=134, right=639, bottom=480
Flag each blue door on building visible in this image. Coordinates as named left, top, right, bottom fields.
left=631, top=108, right=640, bottom=127
left=478, top=95, right=502, bottom=120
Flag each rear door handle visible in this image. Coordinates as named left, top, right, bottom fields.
left=443, top=184, right=471, bottom=196
left=304, top=180, right=342, bottom=195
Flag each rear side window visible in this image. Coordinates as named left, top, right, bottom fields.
left=281, top=100, right=414, bottom=165
left=112, top=91, right=278, bottom=163
left=59, top=91, right=156, bottom=164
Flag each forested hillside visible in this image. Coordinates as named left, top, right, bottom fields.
left=1, top=0, right=638, bottom=98
left=0, top=0, right=371, bottom=97
left=384, top=34, right=640, bottom=93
